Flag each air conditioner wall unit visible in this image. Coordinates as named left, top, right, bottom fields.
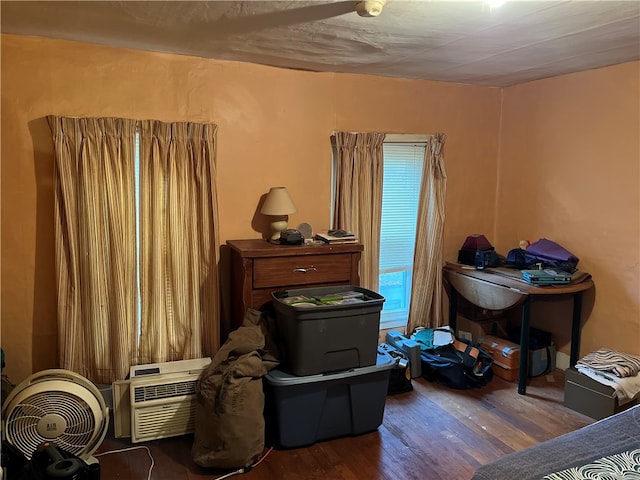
left=112, top=358, right=211, bottom=443
left=112, top=380, right=131, bottom=438
left=129, top=357, right=212, bottom=378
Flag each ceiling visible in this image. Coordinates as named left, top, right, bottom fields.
left=2, top=1, right=639, bottom=87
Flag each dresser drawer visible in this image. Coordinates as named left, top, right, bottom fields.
left=227, top=239, right=362, bottom=335
left=253, top=254, right=352, bottom=289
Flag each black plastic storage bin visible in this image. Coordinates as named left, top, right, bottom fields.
left=263, top=349, right=395, bottom=448
left=271, top=285, right=385, bottom=376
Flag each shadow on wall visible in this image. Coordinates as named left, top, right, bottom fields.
left=251, top=190, right=283, bottom=241
left=29, top=116, right=58, bottom=374
left=218, top=244, right=232, bottom=342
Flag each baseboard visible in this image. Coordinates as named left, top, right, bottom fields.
left=556, top=351, right=570, bottom=370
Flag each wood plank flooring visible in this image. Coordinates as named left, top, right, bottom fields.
left=95, top=369, right=593, bottom=480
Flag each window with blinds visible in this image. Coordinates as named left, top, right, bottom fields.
left=379, top=142, right=426, bottom=328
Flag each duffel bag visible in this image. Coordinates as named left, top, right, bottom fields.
left=420, top=337, right=494, bottom=389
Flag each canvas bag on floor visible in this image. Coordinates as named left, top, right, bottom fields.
left=191, top=309, right=279, bottom=470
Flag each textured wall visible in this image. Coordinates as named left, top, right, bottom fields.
left=6, top=34, right=635, bottom=384
left=497, top=61, right=640, bottom=358
left=1, top=34, right=501, bottom=382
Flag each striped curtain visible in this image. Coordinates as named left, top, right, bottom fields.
left=48, top=117, right=221, bottom=383
left=406, top=133, right=448, bottom=334
left=48, top=116, right=138, bottom=384
left=136, top=121, right=220, bottom=365
left=332, top=132, right=385, bottom=291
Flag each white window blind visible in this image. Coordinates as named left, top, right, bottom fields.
left=379, top=142, right=426, bottom=328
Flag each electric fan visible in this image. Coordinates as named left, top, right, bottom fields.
left=1, top=369, right=109, bottom=463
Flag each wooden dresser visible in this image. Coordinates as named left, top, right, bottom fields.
left=227, top=239, right=363, bottom=331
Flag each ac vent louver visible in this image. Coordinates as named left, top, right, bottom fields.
left=133, top=380, right=197, bottom=403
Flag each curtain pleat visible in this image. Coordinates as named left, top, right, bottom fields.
left=406, top=133, right=448, bottom=334
left=332, top=132, right=385, bottom=290
left=137, top=120, right=220, bottom=364
left=48, top=116, right=138, bottom=384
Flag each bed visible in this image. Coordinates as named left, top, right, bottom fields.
left=472, top=404, right=640, bottom=480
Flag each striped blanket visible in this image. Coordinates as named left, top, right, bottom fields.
left=577, top=349, right=640, bottom=404
left=576, top=349, right=640, bottom=378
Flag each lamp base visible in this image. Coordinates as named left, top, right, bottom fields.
left=269, top=219, right=288, bottom=241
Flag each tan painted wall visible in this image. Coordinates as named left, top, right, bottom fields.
left=3, top=34, right=637, bottom=384
left=497, top=62, right=640, bottom=358
left=1, top=35, right=501, bottom=382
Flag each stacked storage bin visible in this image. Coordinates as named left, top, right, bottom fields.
left=264, top=285, right=393, bottom=448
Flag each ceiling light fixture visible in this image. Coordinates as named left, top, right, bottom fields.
left=355, top=0, right=386, bottom=17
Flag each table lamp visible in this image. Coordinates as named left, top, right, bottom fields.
left=260, top=187, right=297, bottom=241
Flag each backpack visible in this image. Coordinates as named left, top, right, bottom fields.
left=457, top=234, right=501, bottom=268
left=378, top=344, right=413, bottom=395
left=506, top=238, right=579, bottom=273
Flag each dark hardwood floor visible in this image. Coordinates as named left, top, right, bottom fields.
left=95, top=369, right=593, bottom=480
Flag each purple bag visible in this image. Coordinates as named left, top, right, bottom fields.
left=510, top=238, right=579, bottom=273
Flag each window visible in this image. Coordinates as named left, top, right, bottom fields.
left=134, top=131, right=142, bottom=344
left=379, top=140, right=426, bottom=329
left=49, top=116, right=219, bottom=382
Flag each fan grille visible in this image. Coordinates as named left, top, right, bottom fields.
left=4, top=390, right=98, bottom=459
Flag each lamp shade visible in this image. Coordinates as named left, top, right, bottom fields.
left=260, top=187, right=297, bottom=215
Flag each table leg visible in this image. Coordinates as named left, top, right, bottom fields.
left=449, top=287, right=458, bottom=331
left=518, top=297, right=531, bottom=395
left=570, top=292, right=584, bottom=367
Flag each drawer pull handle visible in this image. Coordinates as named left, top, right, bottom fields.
left=293, top=266, right=317, bottom=273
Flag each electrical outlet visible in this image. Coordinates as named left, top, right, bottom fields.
left=458, top=330, right=473, bottom=342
